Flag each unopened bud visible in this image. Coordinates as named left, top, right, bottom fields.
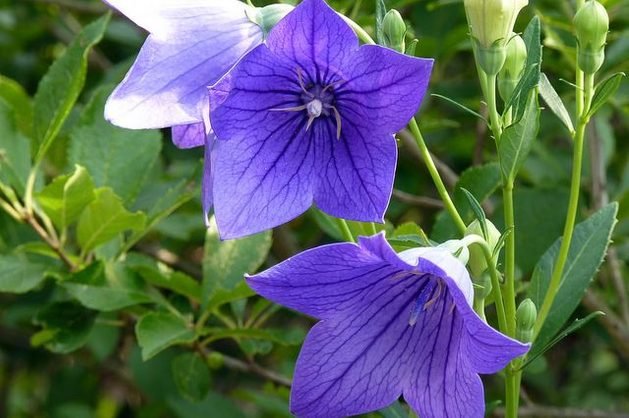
left=474, top=271, right=493, bottom=301
left=206, top=351, right=224, bottom=369
left=516, top=298, right=537, bottom=343
left=249, top=4, right=294, bottom=37
left=382, top=9, right=407, bottom=53
left=437, top=239, right=470, bottom=265
left=498, top=34, right=527, bottom=102
left=464, top=0, right=528, bottom=74
left=574, top=0, right=609, bottom=74
left=465, top=219, right=502, bottom=278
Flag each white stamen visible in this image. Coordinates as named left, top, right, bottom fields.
left=307, top=99, right=323, bottom=118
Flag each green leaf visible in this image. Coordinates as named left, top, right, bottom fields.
left=32, top=301, right=97, bottom=354
left=202, top=216, right=272, bottom=306
left=76, top=188, right=146, bottom=254
left=62, top=261, right=153, bottom=311
left=0, top=75, right=33, bottom=136
left=375, top=0, right=387, bottom=45
left=431, top=94, right=487, bottom=122
left=0, top=254, right=48, bottom=293
left=587, top=72, right=626, bottom=118
left=460, top=187, right=487, bottom=237
left=200, top=327, right=305, bottom=346
left=528, top=203, right=618, bottom=355
left=172, top=352, right=211, bottom=403
left=498, top=91, right=540, bottom=182
left=520, top=311, right=604, bottom=370
left=432, top=163, right=501, bottom=241
left=205, top=281, right=256, bottom=311
left=135, top=311, right=196, bottom=360
left=388, top=222, right=432, bottom=251
left=33, top=14, right=110, bottom=161
left=127, top=253, right=202, bottom=301
left=0, top=99, right=31, bottom=194
left=504, top=16, right=541, bottom=122
left=36, top=165, right=95, bottom=230
left=68, top=87, right=162, bottom=203
left=379, top=401, right=409, bottom=418
left=538, top=73, right=574, bottom=133
left=168, top=392, right=246, bottom=418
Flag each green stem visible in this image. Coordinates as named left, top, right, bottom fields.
left=336, top=218, right=355, bottom=243
left=486, top=74, right=503, bottom=138
left=408, top=118, right=466, bottom=235
left=533, top=72, right=594, bottom=338
left=502, top=183, right=517, bottom=335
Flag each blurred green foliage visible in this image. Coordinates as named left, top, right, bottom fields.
left=0, top=0, right=628, bottom=417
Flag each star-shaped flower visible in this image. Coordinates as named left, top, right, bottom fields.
left=103, top=0, right=266, bottom=217
left=209, top=0, right=433, bottom=238
left=247, top=233, right=529, bottom=418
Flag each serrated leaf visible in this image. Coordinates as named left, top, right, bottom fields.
left=539, top=73, right=574, bottom=133
left=62, top=261, right=153, bottom=311
left=200, top=327, right=305, bottom=346
left=498, top=91, right=540, bottom=182
left=36, top=165, right=95, bottom=230
left=68, top=86, right=161, bottom=203
left=136, top=311, right=196, bottom=360
left=205, top=281, right=256, bottom=311
left=0, top=254, right=48, bottom=293
left=587, top=72, right=626, bottom=118
left=172, top=353, right=211, bottom=402
left=0, top=75, right=33, bottom=136
left=202, top=216, right=272, bottom=306
left=521, top=311, right=604, bottom=370
left=77, top=188, right=146, bottom=254
left=0, top=99, right=31, bottom=194
left=32, top=301, right=97, bottom=354
left=33, top=14, right=110, bottom=161
left=127, top=254, right=201, bottom=301
left=528, top=203, right=618, bottom=355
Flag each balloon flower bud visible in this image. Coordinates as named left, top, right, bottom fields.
left=437, top=239, right=470, bottom=266
left=463, top=0, right=528, bottom=75
left=574, top=0, right=609, bottom=74
left=464, top=219, right=502, bottom=279
left=498, top=33, right=527, bottom=103
left=474, top=271, right=493, bottom=302
left=249, top=4, right=294, bottom=37
left=382, top=9, right=407, bottom=53
left=516, top=298, right=537, bottom=343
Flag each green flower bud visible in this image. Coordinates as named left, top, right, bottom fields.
left=574, top=0, right=609, bottom=74
left=206, top=351, right=224, bottom=369
left=464, top=219, right=502, bottom=278
left=516, top=298, right=537, bottom=343
left=382, top=9, right=407, bottom=53
left=464, top=0, right=528, bottom=74
left=474, top=271, right=493, bottom=301
left=248, top=4, right=294, bottom=37
left=437, top=239, right=470, bottom=265
left=498, top=33, right=527, bottom=102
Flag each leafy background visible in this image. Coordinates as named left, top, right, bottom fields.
left=0, top=0, right=628, bottom=417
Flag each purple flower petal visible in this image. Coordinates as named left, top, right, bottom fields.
left=266, top=0, right=358, bottom=81
left=248, top=234, right=529, bottom=418
left=172, top=123, right=205, bottom=149
left=209, top=0, right=435, bottom=238
left=337, top=45, right=433, bottom=133
left=313, top=121, right=396, bottom=222
left=104, top=0, right=263, bottom=129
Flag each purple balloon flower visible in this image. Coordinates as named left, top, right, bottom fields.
left=209, top=0, right=433, bottom=239
left=248, top=233, right=529, bottom=418
left=103, top=0, right=265, bottom=218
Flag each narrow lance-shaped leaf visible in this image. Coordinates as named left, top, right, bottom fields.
left=528, top=203, right=618, bottom=356
left=33, top=13, right=110, bottom=161
left=498, top=90, right=540, bottom=182
left=539, top=73, right=574, bottom=133
left=0, top=100, right=31, bottom=194
left=587, top=72, right=626, bottom=119
left=375, top=0, right=387, bottom=45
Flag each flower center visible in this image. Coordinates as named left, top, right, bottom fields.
left=409, top=279, right=443, bottom=326
left=269, top=68, right=344, bottom=139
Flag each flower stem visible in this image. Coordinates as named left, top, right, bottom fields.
left=336, top=218, right=355, bottom=243
left=408, top=118, right=467, bottom=235
left=484, top=72, right=520, bottom=418
left=533, top=72, right=594, bottom=339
